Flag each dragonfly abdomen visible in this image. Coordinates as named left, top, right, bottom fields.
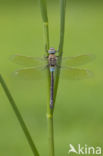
left=50, top=71, right=54, bottom=109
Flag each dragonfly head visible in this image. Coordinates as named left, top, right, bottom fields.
left=48, top=48, right=56, bottom=54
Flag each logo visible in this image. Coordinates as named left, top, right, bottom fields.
left=68, top=144, right=101, bottom=155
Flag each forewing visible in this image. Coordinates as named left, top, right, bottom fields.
left=14, top=67, right=46, bottom=80
left=62, top=67, right=93, bottom=80
left=11, top=54, right=46, bottom=66
left=62, top=54, right=95, bottom=66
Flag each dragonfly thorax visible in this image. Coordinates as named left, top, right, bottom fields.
left=48, top=54, right=57, bottom=66
left=48, top=54, right=57, bottom=72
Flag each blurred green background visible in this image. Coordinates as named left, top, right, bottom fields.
left=0, top=0, right=103, bottom=155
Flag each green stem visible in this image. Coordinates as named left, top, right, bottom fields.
left=58, top=0, right=66, bottom=54
left=47, top=115, right=54, bottom=156
left=39, top=0, right=54, bottom=155
left=0, top=75, right=39, bottom=156
left=53, top=0, right=66, bottom=107
left=39, top=0, right=50, bottom=52
left=44, top=22, right=50, bottom=52
left=47, top=86, right=54, bottom=156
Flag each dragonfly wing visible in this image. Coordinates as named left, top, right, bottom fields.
left=62, top=67, right=93, bottom=80
left=14, top=67, right=46, bottom=80
left=62, top=54, right=95, bottom=66
left=11, top=54, right=47, bottom=66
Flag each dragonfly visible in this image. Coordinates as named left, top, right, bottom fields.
left=11, top=48, right=94, bottom=109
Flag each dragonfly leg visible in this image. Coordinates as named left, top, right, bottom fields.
left=43, top=55, right=48, bottom=59
left=56, top=64, right=61, bottom=68
left=41, top=64, right=49, bottom=71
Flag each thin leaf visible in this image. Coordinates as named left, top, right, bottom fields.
left=39, top=0, right=48, bottom=22
left=0, top=75, right=39, bottom=156
left=39, top=0, right=50, bottom=52
left=53, top=0, right=66, bottom=107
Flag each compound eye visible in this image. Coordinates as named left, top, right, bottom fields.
left=48, top=48, right=56, bottom=54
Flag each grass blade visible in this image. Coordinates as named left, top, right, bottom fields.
left=39, top=0, right=50, bottom=52
left=54, top=0, right=66, bottom=107
left=0, top=75, right=39, bottom=156
left=39, top=1, right=55, bottom=156
left=58, top=0, right=66, bottom=54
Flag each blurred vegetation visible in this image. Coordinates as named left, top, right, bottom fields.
left=0, top=0, right=103, bottom=156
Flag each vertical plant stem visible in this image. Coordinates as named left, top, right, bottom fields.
left=0, top=75, right=39, bottom=156
left=39, top=0, right=54, bottom=155
left=53, top=0, right=66, bottom=107
left=44, top=22, right=50, bottom=52
left=39, top=0, right=50, bottom=52
left=47, top=94, right=54, bottom=156
left=58, top=0, right=66, bottom=54
left=47, top=115, right=54, bottom=156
